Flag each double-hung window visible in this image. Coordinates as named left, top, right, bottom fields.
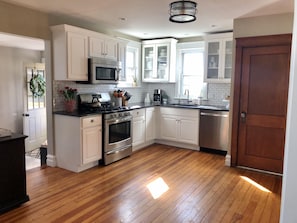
left=176, top=42, right=206, bottom=100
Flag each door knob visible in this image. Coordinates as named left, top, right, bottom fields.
left=22, top=113, right=29, bottom=117
left=240, top=112, right=246, bottom=119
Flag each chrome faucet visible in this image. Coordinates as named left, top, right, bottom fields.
left=184, top=89, right=190, bottom=104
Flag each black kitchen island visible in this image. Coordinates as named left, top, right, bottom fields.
left=0, top=133, right=29, bottom=213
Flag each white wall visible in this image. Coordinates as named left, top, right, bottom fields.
left=280, top=2, right=297, bottom=222
left=234, top=13, right=293, bottom=38
left=0, top=46, right=42, bottom=133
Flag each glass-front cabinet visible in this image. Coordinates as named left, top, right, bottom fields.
left=204, top=33, right=233, bottom=83
left=142, top=38, right=177, bottom=82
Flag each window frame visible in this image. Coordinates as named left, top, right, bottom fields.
left=118, top=40, right=141, bottom=88
left=176, top=41, right=206, bottom=100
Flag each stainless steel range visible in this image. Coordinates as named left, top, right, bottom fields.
left=103, top=110, right=132, bottom=165
left=77, top=92, right=132, bottom=165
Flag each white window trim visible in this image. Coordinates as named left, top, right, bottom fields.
left=175, top=41, right=206, bottom=99
left=118, top=40, right=141, bottom=88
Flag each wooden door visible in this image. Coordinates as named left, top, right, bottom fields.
left=231, top=34, right=291, bottom=173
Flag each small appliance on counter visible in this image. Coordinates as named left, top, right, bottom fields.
left=77, top=92, right=112, bottom=112
left=153, top=89, right=162, bottom=105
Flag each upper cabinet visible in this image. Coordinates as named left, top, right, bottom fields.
left=51, top=24, right=127, bottom=81
left=51, top=25, right=89, bottom=81
left=204, top=33, right=233, bottom=83
left=142, top=38, right=177, bottom=83
left=117, top=41, right=127, bottom=81
left=88, top=34, right=118, bottom=60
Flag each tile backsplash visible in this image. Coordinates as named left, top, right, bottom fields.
left=53, top=81, right=231, bottom=111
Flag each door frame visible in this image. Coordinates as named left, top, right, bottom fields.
left=231, top=34, right=292, bottom=167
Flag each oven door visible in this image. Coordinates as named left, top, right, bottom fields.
left=104, top=116, right=132, bottom=152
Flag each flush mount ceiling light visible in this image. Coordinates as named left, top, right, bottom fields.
left=169, top=0, right=197, bottom=23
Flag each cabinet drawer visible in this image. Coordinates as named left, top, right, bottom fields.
left=81, top=115, right=102, bottom=128
left=131, top=109, right=145, bottom=118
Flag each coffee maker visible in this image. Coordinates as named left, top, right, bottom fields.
left=153, top=89, right=162, bottom=105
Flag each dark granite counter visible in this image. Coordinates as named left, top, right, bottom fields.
left=53, top=103, right=229, bottom=117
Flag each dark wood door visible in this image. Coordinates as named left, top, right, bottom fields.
left=232, top=35, right=291, bottom=174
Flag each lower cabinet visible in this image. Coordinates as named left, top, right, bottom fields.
left=55, top=114, right=102, bottom=172
left=132, top=109, right=146, bottom=150
left=81, top=116, right=102, bottom=164
left=145, top=107, right=156, bottom=142
left=159, top=107, right=199, bottom=146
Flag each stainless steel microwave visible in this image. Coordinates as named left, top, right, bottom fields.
left=88, top=57, right=121, bottom=84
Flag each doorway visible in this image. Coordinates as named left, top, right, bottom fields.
left=231, top=34, right=292, bottom=174
left=0, top=33, right=46, bottom=170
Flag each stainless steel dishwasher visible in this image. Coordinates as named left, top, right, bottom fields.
left=199, top=109, right=229, bottom=151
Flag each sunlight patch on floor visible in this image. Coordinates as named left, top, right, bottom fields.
left=240, top=176, right=271, bottom=193
left=146, top=177, right=169, bottom=199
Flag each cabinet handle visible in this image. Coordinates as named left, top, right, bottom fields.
left=90, top=119, right=94, bottom=123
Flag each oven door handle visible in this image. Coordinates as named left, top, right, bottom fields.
left=105, top=116, right=132, bottom=125
left=106, top=145, right=131, bottom=155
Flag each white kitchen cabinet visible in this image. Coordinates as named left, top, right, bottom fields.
left=204, top=33, right=233, bottom=83
left=131, top=109, right=146, bottom=150
left=51, top=24, right=89, bottom=81
left=54, top=114, right=102, bottom=172
left=145, top=107, right=156, bottom=142
left=89, top=35, right=118, bottom=60
left=117, top=41, right=127, bottom=81
left=81, top=116, right=102, bottom=164
left=142, top=38, right=177, bottom=83
left=159, top=107, right=199, bottom=145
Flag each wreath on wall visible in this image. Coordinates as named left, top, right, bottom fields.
left=29, top=74, right=46, bottom=97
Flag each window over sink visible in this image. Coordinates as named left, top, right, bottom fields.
left=176, top=41, right=207, bottom=102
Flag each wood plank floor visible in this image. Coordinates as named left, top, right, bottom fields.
left=0, top=144, right=282, bottom=223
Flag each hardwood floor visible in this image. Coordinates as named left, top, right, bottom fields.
left=0, top=144, right=282, bottom=222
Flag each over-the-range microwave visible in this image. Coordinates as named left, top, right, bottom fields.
left=88, top=57, right=121, bottom=84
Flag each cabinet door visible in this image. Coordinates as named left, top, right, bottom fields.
left=67, top=32, right=88, bottom=81
left=156, top=44, right=170, bottom=81
left=89, top=36, right=105, bottom=58
left=205, top=41, right=220, bottom=80
left=104, top=38, right=118, bottom=60
left=205, top=37, right=232, bottom=83
left=132, top=117, right=145, bottom=147
left=82, top=126, right=102, bottom=164
left=160, top=115, right=177, bottom=141
left=223, top=40, right=233, bottom=79
left=145, top=108, right=156, bottom=141
left=179, top=118, right=198, bottom=145
left=143, top=45, right=155, bottom=80
left=118, top=42, right=127, bottom=81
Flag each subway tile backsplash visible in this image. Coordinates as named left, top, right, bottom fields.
left=53, top=81, right=231, bottom=111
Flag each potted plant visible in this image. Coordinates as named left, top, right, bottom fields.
left=59, top=86, right=77, bottom=112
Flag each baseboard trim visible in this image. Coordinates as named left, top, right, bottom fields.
left=46, top=154, right=57, bottom=167
left=225, top=154, right=231, bottom=166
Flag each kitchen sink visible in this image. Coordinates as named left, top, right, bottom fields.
left=169, top=103, right=199, bottom=108
left=168, top=104, right=227, bottom=110
left=197, top=105, right=222, bottom=110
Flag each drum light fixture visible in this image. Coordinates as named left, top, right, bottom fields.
left=169, top=0, right=197, bottom=23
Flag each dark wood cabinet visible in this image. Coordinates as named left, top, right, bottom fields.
left=0, top=134, right=29, bottom=213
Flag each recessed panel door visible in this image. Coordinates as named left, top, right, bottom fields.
left=237, top=45, right=290, bottom=173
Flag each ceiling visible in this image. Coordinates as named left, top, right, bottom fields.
left=0, top=0, right=294, bottom=50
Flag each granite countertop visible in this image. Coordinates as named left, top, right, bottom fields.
left=53, top=103, right=229, bottom=117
